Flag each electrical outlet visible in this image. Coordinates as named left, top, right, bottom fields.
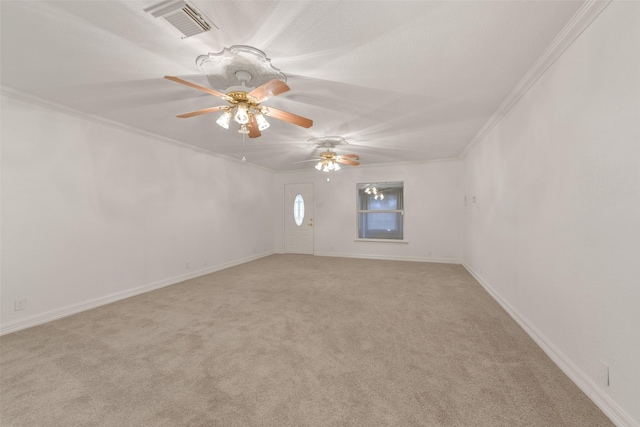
left=598, top=360, right=609, bottom=386
left=14, top=297, right=27, bottom=311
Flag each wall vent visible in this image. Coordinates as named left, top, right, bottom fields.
left=144, top=0, right=217, bottom=38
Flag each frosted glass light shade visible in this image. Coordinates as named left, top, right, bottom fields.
left=254, top=112, right=270, bottom=130
left=216, top=110, right=231, bottom=129
left=234, top=103, right=249, bottom=124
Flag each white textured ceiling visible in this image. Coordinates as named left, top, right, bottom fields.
left=0, top=0, right=584, bottom=171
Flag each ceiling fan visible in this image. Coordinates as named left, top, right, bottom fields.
left=164, top=75, right=313, bottom=138
left=300, top=136, right=360, bottom=171
left=313, top=150, right=360, bottom=172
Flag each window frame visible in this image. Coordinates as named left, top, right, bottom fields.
left=355, top=181, right=407, bottom=242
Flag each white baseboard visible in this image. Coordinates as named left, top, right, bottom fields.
left=463, top=263, right=637, bottom=427
left=0, top=251, right=274, bottom=336
left=315, top=251, right=461, bottom=264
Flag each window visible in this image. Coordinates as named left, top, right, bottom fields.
left=357, top=182, right=404, bottom=240
left=293, top=193, right=305, bottom=226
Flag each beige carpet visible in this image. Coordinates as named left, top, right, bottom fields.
left=1, top=255, right=612, bottom=426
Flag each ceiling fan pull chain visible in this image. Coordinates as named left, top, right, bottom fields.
left=242, top=133, right=247, bottom=162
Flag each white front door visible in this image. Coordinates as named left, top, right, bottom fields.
left=284, top=184, right=314, bottom=254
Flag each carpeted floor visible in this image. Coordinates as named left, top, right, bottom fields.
left=0, top=254, right=612, bottom=426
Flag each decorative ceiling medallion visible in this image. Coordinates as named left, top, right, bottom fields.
left=308, top=136, right=349, bottom=148
left=196, top=45, right=286, bottom=91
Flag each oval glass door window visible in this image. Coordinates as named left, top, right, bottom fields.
left=293, top=193, right=305, bottom=226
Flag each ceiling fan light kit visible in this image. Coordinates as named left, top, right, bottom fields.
left=214, top=90, right=270, bottom=133
left=315, top=158, right=341, bottom=172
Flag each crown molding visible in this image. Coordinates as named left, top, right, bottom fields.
left=459, top=0, right=612, bottom=159
left=0, top=86, right=274, bottom=173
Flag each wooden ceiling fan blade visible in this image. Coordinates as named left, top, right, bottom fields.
left=294, top=159, right=321, bottom=163
left=247, top=79, right=290, bottom=103
left=248, top=115, right=262, bottom=138
left=340, top=154, right=359, bottom=159
left=263, top=107, right=313, bottom=128
left=176, top=106, right=226, bottom=118
left=337, top=158, right=360, bottom=166
left=164, top=76, right=232, bottom=101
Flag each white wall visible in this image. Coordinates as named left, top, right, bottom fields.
left=462, top=2, right=640, bottom=425
left=275, top=160, right=463, bottom=263
left=1, top=93, right=275, bottom=333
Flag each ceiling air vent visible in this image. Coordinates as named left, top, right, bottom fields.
left=144, top=0, right=217, bottom=38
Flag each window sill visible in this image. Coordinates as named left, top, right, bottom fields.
left=354, top=239, right=409, bottom=243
